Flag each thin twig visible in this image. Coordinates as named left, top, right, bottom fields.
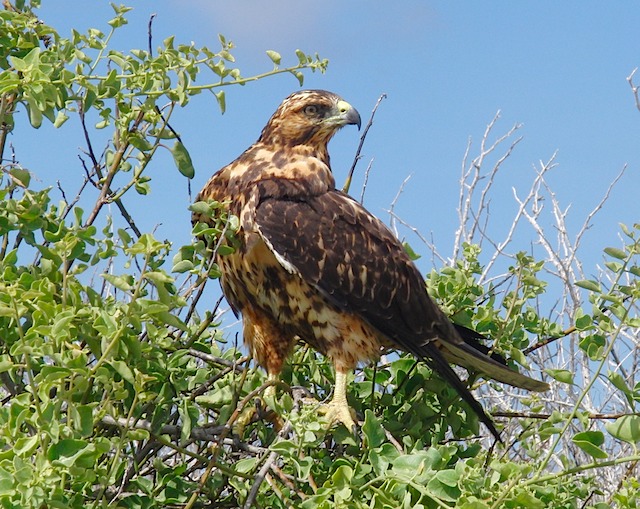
left=188, top=349, right=249, bottom=370
left=494, top=411, right=640, bottom=420
left=244, top=422, right=294, bottom=509
left=359, top=157, right=374, bottom=204
left=343, top=93, right=386, bottom=194
left=147, top=13, right=156, bottom=56
left=627, top=68, right=640, bottom=113
left=388, top=174, right=412, bottom=238
left=454, top=112, right=523, bottom=262
left=386, top=209, right=446, bottom=265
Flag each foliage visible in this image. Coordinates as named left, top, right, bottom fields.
left=0, top=2, right=639, bottom=508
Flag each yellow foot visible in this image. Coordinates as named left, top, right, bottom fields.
left=302, top=367, right=358, bottom=433
left=232, top=381, right=282, bottom=436
left=233, top=404, right=258, bottom=436
left=316, top=399, right=358, bottom=433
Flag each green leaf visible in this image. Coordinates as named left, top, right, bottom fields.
left=369, top=443, right=398, bottom=476
left=427, top=469, right=461, bottom=502
left=109, top=360, right=135, bottom=385
left=402, top=241, right=421, bottom=261
left=117, top=228, right=133, bottom=245
left=574, top=312, right=592, bottom=331
left=266, top=50, right=281, bottom=65
left=572, top=431, right=608, bottom=459
left=157, top=311, right=188, bottom=331
left=619, top=222, right=633, bottom=236
left=608, top=371, right=633, bottom=405
left=362, top=409, right=386, bottom=448
left=214, top=90, right=226, bottom=114
left=0, top=357, right=13, bottom=374
left=543, top=368, right=574, bottom=385
left=270, top=439, right=297, bottom=456
left=52, top=310, right=75, bottom=338
left=190, top=200, right=217, bottom=215
left=53, top=110, right=69, bottom=128
left=137, top=299, right=169, bottom=315
left=14, top=435, right=39, bottom=457
left=458, top=500, right=490, bottom=509
left=47, top=439, right=88, bottom=464
left=235, top=457, right=258, bottom=474
left=128, top=133, right=153, bottom=152
left=9, top=55, right=28, bottom=73
left=575, top=280, right=601, bottom=292
left=605, top=415, right=640, bottom=443
left=509, top=347, right=528, bottom=368
left=143, top=270, right=174, bottom=285
left=101, top=273, right=134, bottom=292
left=179, top=400, right=199, bottom=443
left=579, top=333, right=606, bottom=360
left=26, top=95, right=43, bottom=128
left=295, top=49, right=307, bottom=65
left=172, top=260, right=194, bottom=273
left=73, top=405, right=95, bottom=437
left=604, top=247, right=627, bottom=260
left=392, top=451, right=428, bottom=476
left=292, top=70, right=304, bottom=86
left=171, top=141, right=195, bottom=178
left=9, top=168, right=31, bottom=187
left=48, top=438, right=110, bottom=468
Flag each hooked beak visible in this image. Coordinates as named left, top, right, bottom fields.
left=335, top=99, right=362, bottom=130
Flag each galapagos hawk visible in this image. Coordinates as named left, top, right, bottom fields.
left=193, top=89, right=549, bottom=440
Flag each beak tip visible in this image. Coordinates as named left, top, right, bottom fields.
left=348, top=108, right=362, bottom=130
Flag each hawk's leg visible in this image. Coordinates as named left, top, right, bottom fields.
left=263, top=372, right=278, bottom=399
left=317, top=366, right=357, bottom=433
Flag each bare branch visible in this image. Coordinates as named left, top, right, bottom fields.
left=453, top=111, right=523, bottom=261
left=386, top=209, right=446, bottom=265
left=494, top=411, right=640, bottom=421
left=388, top=174, right=412, bottom=239
left=244, top=422, right=294, bottom=509
left=147, top=13, right=157, bottom=56
left=573, top=163, right=628, bottom=255
left=627, top=68, right=640, bottom=113
left=359, top=157, right=374, bottom=204
left=343, top=93, right=387, bottom=194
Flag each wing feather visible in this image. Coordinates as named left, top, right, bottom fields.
left=255, top=190, right=457, bottom=353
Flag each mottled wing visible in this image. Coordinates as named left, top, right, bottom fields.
left=255, top=189, right=450, bottom=353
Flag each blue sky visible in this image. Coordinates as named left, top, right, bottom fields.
left=14, top=2, right=640, bottom=299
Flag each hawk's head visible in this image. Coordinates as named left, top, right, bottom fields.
left=258, top=90, right=361, bottom=148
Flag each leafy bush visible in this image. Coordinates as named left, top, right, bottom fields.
left=0, top=2, right=638, bottom=508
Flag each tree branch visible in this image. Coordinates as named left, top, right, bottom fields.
left=343, top=93, right=386, bottom=194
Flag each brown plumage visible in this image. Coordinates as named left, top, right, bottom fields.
left=193, top=89, right=549, bottom=440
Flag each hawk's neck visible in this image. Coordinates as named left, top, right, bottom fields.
left=227, top=143, right=335, bottom=193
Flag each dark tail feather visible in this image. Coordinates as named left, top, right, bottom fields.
left=447, top=323, right=550, bottom=392
left=453, top=323, right=506, bottom=365
left=423, top=342, right=502, bottom=442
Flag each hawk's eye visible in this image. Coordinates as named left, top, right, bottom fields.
left=303, top=105, right=319, bottom=116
